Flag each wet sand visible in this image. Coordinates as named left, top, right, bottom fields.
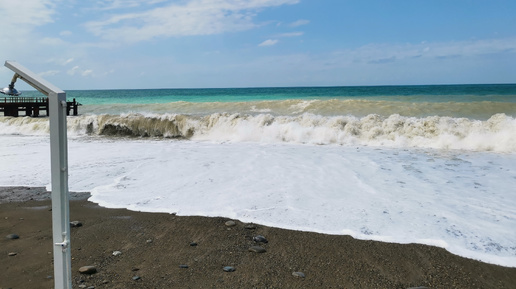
left=1, top=187, right=515, bottom=288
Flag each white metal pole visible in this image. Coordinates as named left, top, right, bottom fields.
left=49, top=91, right=72, bottom=289
left=3, top=61, right=72, bottom=289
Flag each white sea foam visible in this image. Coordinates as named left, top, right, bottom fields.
left=1, top=135, right=515, bottom=267
left=2, top=112, right=515, bottom=152
left=250, top=106, right=272, bottom=113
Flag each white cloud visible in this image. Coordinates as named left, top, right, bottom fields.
left=0, top=0, right=58, bottom=56
left=94, top=0, right=142, bottom=10
left=82, top=69, right=94, bottom=77
left=289, top=19, right=309, bottom=27
left=230, top=37, right=516, bottom=87
left=259, top=39, right=279, bottom=46
left=39, top=70, right=60, bottom=77
left=66, top=65, right=95, bottom=77
left=45, top=58, right=76, bottom=67
left=341, top=38, right=516, bottom=65
left=84, top=0, right=300, bottom=43
left=277, top=32, right=304, bottom=37
left=68, top=66, right=80, bottom=76
left=60, top=30, right=73, bottom=37
left=0, top=0, right=56, bottom=28
left=39, top=37, right=67, bottom=46
left=93, top=0, right=168, bottom=10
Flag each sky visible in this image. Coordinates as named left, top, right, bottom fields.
left=0, top=0, right=515, bottom=90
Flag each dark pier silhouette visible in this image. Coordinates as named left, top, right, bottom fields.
left=0, top=97, right=80, bottom=117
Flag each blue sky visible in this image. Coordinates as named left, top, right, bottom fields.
left=1, top=0, right=515, bottom=90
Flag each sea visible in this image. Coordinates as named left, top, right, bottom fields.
left=1, top=84, right=515, bottom=267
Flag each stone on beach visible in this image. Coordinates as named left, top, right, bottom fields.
left=223, top=266, right=236, bottom=272
left=292, top=271, right=305, bottom=278
left=6, top=233, right=19, bottom=239
left=70, top=221, right=83, bottom=227
left=225, top=220, right=236, bottom=227
left=253, top=235, right=268, bottom=243
left=79, top=266, right=97, bottom=274
left=248, top=246, right=267, bottom=253
left=8, top=252, right=17, bottom=256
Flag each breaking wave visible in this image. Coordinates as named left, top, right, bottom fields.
left=1, top=112, right=515, bottom=152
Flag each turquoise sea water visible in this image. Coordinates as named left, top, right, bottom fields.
left=62, top=84, right=516, bottom=117
left=22, top=83, right=516, bottom=118
left=21, top=83, right=516, bottom=104
left=12, top=83, right=513, bottom=108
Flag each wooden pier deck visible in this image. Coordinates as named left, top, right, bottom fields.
left=0, top=97, right=80, bottom=117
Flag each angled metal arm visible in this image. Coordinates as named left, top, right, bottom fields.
left=4, top=61, right=64, bottom=95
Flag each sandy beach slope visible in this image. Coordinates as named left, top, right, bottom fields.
left=1, top=187, right=515, bottom=289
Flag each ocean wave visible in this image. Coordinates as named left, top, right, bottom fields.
left=2, top=112, right=515, bottom=152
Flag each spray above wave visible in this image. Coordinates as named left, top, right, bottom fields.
left=2, top=112, right=515, bottom=152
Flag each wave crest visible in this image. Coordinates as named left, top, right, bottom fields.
left=1, top=113, right=515, bottom=152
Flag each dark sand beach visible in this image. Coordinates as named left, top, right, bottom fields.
left=1, top=187, right=515, bottom=289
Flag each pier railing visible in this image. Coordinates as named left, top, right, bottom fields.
left=1, top=97, right=80, bottom=117
left=2, top=96, right=48, bottom=103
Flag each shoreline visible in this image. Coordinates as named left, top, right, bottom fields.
left=1, top=187, right=516, bottom=288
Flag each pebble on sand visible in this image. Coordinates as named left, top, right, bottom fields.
left=253, top=235, right=268, bottom=243
left=292, top=272, right=306, bottom=278
left=225, top=220, right=236, bottom=227
left=223, top=266, right=236, bottom=272
left=8, top=252, right=17, bottom=256
left=6, top=234, right=19, bottom=239
left=248, top=246, right=267, bottom=253
left=132, top=276, right=141, bottom=281
left=79, top=266, right=97, bottom=274
left=112, top=251, right=122, bottom=256
left=244, top=223, right=257, bottom=229
left=70, top=221, right=83, bottom=227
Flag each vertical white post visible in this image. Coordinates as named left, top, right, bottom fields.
left=3, top=61, right=72, bottom=289
left=49, top=91, right=72, bottom=289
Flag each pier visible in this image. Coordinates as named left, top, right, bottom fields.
left=0, top=97, right=80, bottom=117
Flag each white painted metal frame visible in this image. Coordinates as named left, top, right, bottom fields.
left=4, top=61, right=72, bottom=289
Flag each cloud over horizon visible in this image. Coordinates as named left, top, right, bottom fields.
left=259, top=39, right=279, bottom=46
